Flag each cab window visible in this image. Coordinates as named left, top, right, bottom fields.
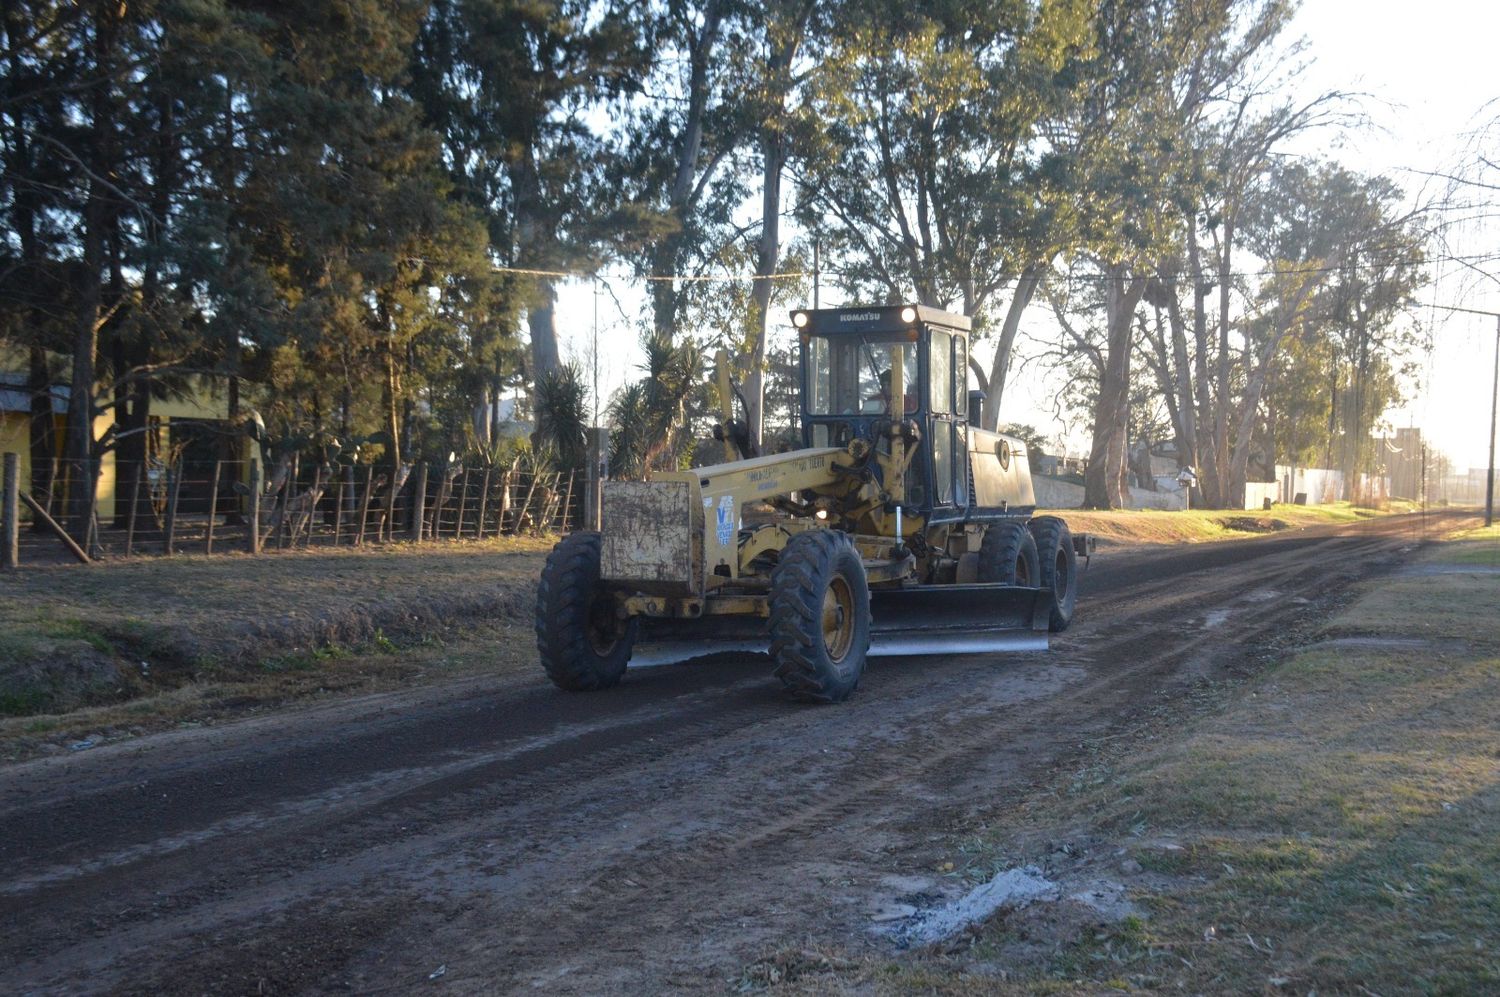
left=806, top=335, right=917, bottom=416
left=930, top=331, right=951, bottom=413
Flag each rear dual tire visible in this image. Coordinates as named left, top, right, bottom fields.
left=1027, top=516, right=1078, bottom=632
left=978, top=521, right=1039, bottom=586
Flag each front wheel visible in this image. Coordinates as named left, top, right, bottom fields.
left=1028, top=516, right=1078, bottom=632
left=535, top=531, right=637, bottom=691
left=768, top=531, right=871, bottom=703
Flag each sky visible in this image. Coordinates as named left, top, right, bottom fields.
left=1287, top=0, right=1500, bottom=472
left=552, top=1, right=1500, bottom=473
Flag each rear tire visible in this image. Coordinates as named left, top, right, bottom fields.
left=978, top=521, right=1040, bottom=587
left=535, top=531, right=637, bottom=691
left=1027, top=515, right=1078, bottom=632
left=768, top=531, right=871, bottom=703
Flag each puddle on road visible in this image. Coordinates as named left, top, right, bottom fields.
left=1204, top=609, right=1231, bottom=628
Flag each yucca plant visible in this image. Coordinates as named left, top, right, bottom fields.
left=532, top=363, right=590, bottom=471
left=608, top=334, right=705, bottom=478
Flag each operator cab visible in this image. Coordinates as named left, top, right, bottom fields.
left=792, top=304, right=973, bottom=515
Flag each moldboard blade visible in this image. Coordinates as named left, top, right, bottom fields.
left=868, top=584, right=1052, bottom=656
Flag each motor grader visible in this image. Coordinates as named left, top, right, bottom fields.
left=535, top=304, right=1089, bottom=702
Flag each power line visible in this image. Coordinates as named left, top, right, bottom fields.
left=475, top=251, right=1500, bottom=290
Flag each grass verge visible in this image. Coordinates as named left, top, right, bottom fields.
left=0, top=536, right=553, bottom=740
left=0, top=506, right=1445, bottom=756
left=756, top=519, right=1498, bottom=994
left=1052, top=500, right=1425, bottom=547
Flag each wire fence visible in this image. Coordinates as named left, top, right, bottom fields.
left=1, top=452, right=579, bottom=567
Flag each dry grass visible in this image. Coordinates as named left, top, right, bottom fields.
left=0, top=503, right=1444, bottom=750
left=757, top=525, right=1499, bottom=995
left=1052, top=500, right=1422, bottom=547
left=0, top=536, right=554, bottom=729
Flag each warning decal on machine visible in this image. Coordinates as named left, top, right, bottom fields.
left=715, top=494, right=735, bottom=547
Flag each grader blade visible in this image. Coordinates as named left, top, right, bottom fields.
left=626, top=584, right=1052, bottom=668
left=867, top=584, right=1053, bottom=656
left=629, top=616, right=770, bottom=668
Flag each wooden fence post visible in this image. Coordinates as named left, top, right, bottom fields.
left=205, top=460, right=222, bottom=554
left=476, top=467, right=492, bottom=539
left=164, top=464, right=181, bottom=555
left=247, top=459, right=262, bottom=554
left=2, top=452, right=18, bottom=570
left=560, top=469, right=576, bottom=533
left=125, top=465, right=141, bottom=555
left=410, top=462, right=427, bottom=541
left=455, top=466, right=470, bottom=538
left=333, top=469, right=345, bottom=545
left=356, top=465, right=375, bottom=546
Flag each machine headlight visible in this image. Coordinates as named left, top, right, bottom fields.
left=900, top=306, right=917, bottom=323
left=792, top=311, right=809, bottom=328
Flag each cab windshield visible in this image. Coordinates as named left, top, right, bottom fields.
left=806, top=334, right=918, bottom=416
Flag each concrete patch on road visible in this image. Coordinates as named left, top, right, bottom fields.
left=873, top=864, right=1138, bottom=948
left=875, top=866, right=1058, bottom=946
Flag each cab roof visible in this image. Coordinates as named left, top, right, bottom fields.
left=790, top=304, right=971, bottom=338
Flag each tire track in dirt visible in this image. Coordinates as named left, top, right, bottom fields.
left=0, top=514, right=1452, bottom=994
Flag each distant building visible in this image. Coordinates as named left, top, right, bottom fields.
left=0, top=343, right=242, bottom=519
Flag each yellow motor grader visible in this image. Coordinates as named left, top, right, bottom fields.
left=535, top=304, right=1090, bottom=702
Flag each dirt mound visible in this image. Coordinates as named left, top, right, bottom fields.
left=1221, top=515, right=1291, bottom=533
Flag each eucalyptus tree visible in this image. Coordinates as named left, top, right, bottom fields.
left=792, top=0, right=1094, bottom=429
left=1242, top=162, right=1427, bottom=496
left=612, top=0, right=761, bottom=345
left=739, top=0, right=820, bottom=449
left=410, top=0, right=650, bottom=386
left=1053, top=0, right=1349, bottom=508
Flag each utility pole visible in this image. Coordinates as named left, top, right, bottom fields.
left=1487, top=315, right=1497, bottom=527
left=812, top=239, right=820, bottom=309
left=592, top=279, right=600, bottom=427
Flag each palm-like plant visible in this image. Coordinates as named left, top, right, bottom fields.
left=608, top=333, right=705, bottom=478
left=532, top=363, right=590, bottom=471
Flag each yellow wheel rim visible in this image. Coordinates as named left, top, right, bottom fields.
left=821, top=575, right=855, bottom=663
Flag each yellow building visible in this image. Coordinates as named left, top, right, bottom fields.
left=0, top=342, right=243, bottom=520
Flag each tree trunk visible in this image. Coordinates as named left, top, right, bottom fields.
left=1210, top=213, right=1235, bottom=504
left=980, top=266, right=1041, bottom=429
left=1187, top=224, right=1221, bottom=504
left=1083, top=271, right=1147, bottom=509
left=381, top=337, right=402, bottom=479
left=743, top=123, right=782, bottom=449
left=66, top=204, right=103, bottom=542
left=1163, top=285, right=1198, bottom=470
left=648, top=0, right=725, bottom=343
left=526, top=278, right=561, bottom=382
left=743, top=8, right=805, bottom=448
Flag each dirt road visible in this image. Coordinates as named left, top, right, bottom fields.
left=0, top=514, right=1446, bottom=994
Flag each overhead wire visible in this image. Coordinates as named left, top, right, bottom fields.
left=477, top=251, right=1500, bottom=288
